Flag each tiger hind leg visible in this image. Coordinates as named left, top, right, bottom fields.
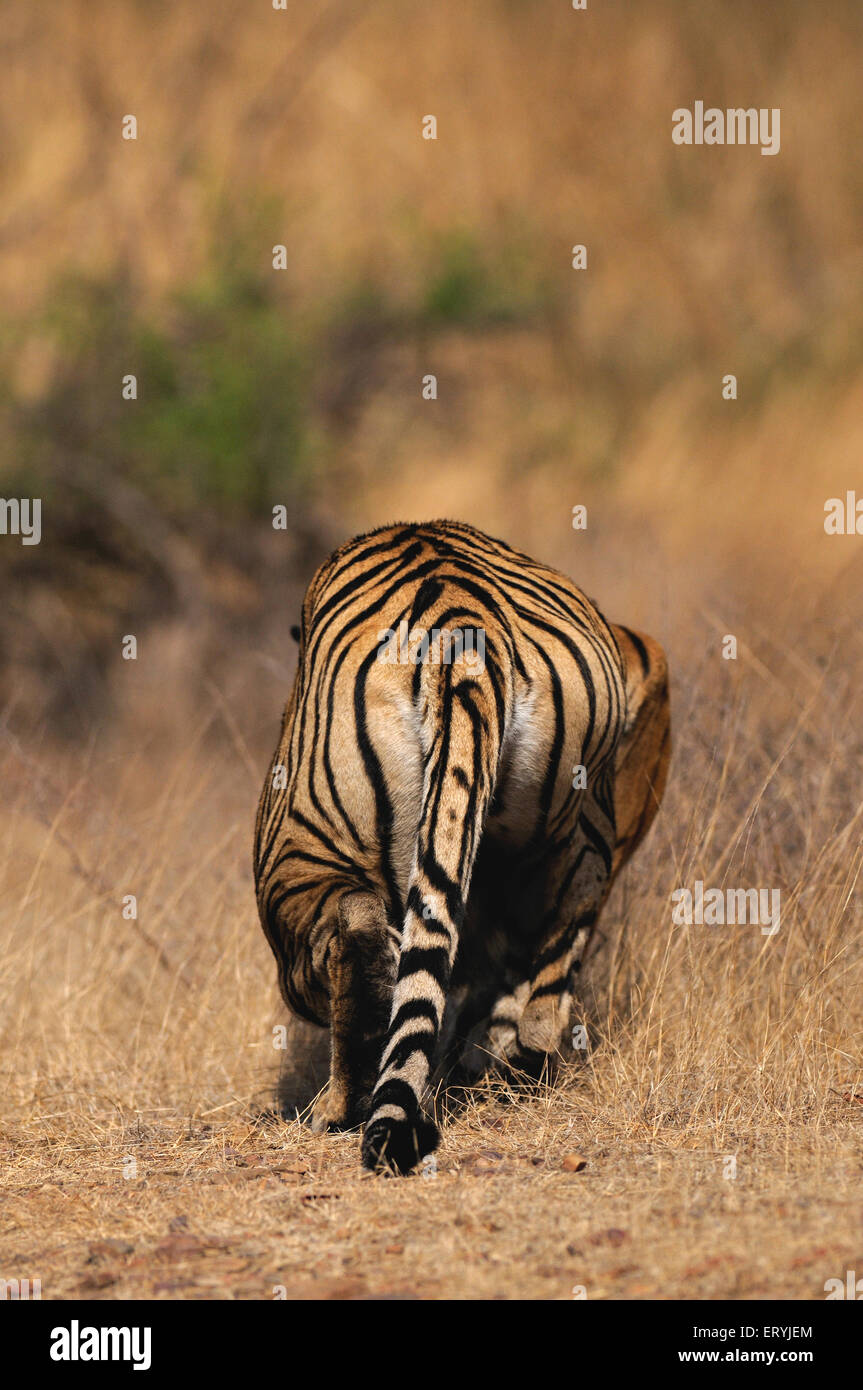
left=455, top=979, right=532, bottom=1081
left=512, top=774, right=617, bottom=1075
left=310, top=891, right=397, bottom=1133
left=455, top=918, right=591, bottom=1091
left=463, top=824, right=613, bottom=1083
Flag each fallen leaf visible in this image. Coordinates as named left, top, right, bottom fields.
left=77, top=1270, right=116, bottom=1291
left=562, top=1153, right=588, bottom=1172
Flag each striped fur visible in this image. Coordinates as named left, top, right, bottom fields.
left=254, top=521, right=670, bottom=1172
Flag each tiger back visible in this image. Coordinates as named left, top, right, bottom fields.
left=254, top=520, right=670, bottom=1172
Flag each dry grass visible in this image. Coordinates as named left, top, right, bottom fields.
left=2, top=558, right=861, bottom=1301
left=2, top=0, right=863, bottom=1301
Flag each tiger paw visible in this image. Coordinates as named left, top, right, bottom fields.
left=361, top=1114, right=439, bottom=1174
left=310, top=1083, right=367, bottom=1134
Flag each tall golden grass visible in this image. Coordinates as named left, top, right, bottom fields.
left=1, top=0, right=861, bottom=1299
left=2, top=554, right=861, bottom=1298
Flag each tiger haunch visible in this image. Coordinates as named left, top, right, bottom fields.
left=254, top=520, right=670, bottom=1173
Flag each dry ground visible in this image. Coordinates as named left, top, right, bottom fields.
left=2, top=0, right=863, bottom=1303
left=2, top=1094, right=860, bottom=1302
left=2, top=547, right=861, bottom=1302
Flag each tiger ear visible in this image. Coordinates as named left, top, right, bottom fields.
left=610, top=624, right=671, bottom=871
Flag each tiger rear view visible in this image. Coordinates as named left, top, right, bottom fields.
left=254, top=520, right=670, bottom=1173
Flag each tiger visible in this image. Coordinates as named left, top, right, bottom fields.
left=254, top=519, right=670, bottom=1173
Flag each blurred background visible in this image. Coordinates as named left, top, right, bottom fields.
left=1, top=1, right=862, bottom=1137
left=3, top=0, right=863, bottom=741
